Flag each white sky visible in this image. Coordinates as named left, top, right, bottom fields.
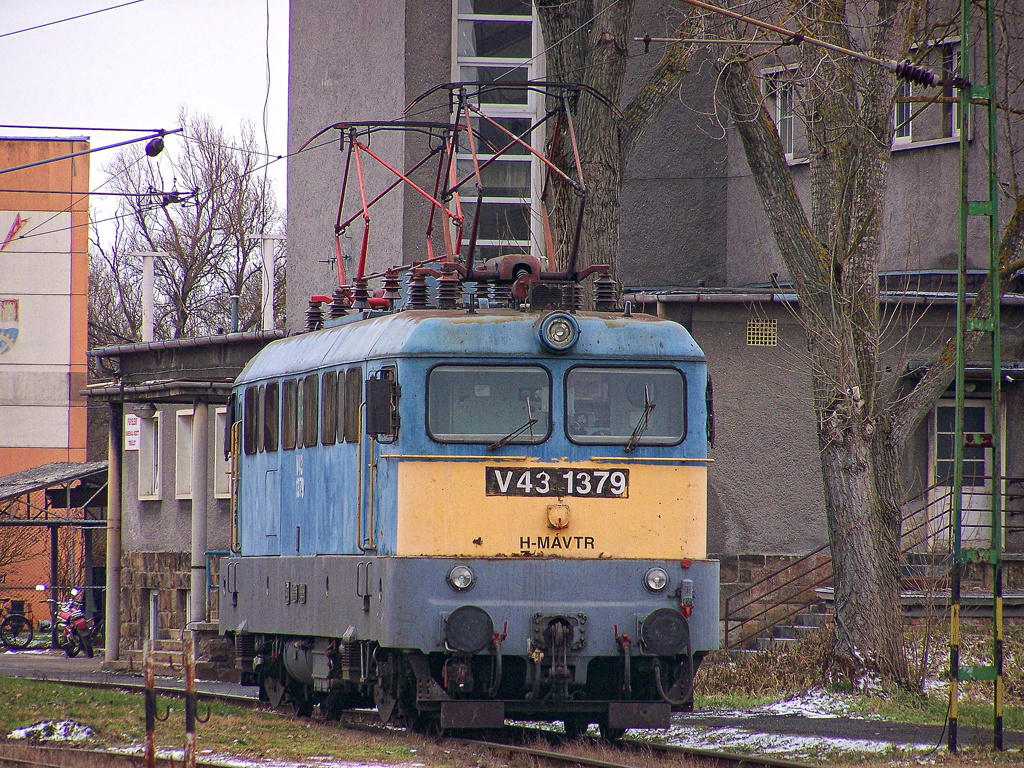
left=0, top=0, right=290, bottom=231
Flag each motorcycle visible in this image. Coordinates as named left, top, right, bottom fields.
left=44, top=590, right=95, bottom=658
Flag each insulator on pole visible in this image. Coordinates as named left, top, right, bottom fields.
left=894, top=60, right=939, bottom=87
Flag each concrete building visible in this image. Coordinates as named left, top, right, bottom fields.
left=0, top=137, right=90, bottom=474
left=86, top=331, right=283, bottom=670
left=0, top=137, right=93, bottom=624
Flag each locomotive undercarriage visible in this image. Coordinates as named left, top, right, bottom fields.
left=223, top=555, right=718, bottom=733
left=244, top=633, right=702, bottom=734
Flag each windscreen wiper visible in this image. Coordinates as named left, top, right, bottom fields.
left=624, top=385, right=655, bottom=454
left=487, top=398, right=537, bottom=452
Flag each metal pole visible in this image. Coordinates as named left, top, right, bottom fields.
left=104, top=401, right=123, bottom=663
left=230, top=295, right=240, bottom=333
left=49, top=525, right=59, bottom=649
left=138, top=252, right=157, bottom=342
left=248, top=235, right=286, bottom=331
left=189, top=400, right=209, bottom=625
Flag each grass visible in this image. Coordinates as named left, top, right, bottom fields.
left=694, top=621, right=1024, bottom=732
left=0, top=677, right=415, bottom=764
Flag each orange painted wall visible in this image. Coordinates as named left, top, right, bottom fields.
left=0, top=138, right=89, bottom=475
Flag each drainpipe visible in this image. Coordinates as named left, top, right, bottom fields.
left=105, top=401, right=123, bottom=662
left=189, top=399, right=209, bottom=624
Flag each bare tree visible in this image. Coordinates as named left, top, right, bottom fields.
left=710, top=0, right=1024, bottom=685
left=89, top=108, right=285, bottom=353
left=536, top=0, right=696, bottom=280
left=536, top=0, right=1024, bottom=684
left=0, top=526, right=43, bottom=574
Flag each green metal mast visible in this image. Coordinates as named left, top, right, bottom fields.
left=950, top=0, right=1003, bottom=752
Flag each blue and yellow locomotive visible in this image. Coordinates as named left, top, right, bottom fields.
left=220, top=292, right=719, bottom=735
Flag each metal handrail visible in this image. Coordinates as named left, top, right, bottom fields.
left=723, top=475, right=1022, bottom=649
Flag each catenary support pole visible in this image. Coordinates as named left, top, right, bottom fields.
left=247, top=235, right=286, bottom=331
left=105, top=401, right=123, bottom=662
left=189, top=399, right=209, bottom=624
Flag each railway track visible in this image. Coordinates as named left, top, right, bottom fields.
left=1, top=675, right=821, bottom=768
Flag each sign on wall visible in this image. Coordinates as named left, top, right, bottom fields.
left=124, top=413, right=141, bottom=451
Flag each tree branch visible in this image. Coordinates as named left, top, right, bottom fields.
left=891, top=191, right=1024, bottom=446
left=620, top=11, right=695, bottom=157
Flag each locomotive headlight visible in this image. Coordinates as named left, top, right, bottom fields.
left=644, top=567, right=669, bottom=592
left=447, top=565, right=476, bottom=592
left=538, top=312, right=580, bottom=353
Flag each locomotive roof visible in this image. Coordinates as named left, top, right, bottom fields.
left=236, top=310, right=705, bottom=384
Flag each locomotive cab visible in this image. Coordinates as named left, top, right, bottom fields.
left=221, top=306, right=718, bottom=735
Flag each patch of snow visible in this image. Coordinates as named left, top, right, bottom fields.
left=655, top=723, right=933, bottom=758
left=8, top=720, right=94, bottom=742
left=756, top=688, right=858, bottom=718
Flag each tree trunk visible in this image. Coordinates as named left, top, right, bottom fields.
left=819, top=398, right=908, bottom=685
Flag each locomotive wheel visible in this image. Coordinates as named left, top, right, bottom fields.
left=598, top=722, right=626, bottom=741
left=291, top=682, right=315, bottom=718
left=562, top=716, right=589, bottom=739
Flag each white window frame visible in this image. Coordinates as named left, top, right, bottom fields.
left=452, top=1, right=545, bottom=260
left=138, top=411, right=162, bottom=501
left=893, top=80, right=913, bottom=145
left=214, top=406, right=231, bottom=499
left=762, top=66, right=800, bottom=162
left=893, top=39, right=965, bottom=150
left=175, top=409, right=194, bottom=499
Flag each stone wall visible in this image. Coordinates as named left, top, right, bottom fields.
left=119, top=550, right=190, bottom=656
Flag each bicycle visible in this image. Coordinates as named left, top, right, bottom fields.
left=0, top=598, right=34, bottom=650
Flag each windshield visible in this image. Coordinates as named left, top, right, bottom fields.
left=566, top=367, right=685, bottom=445
left=428, top=365, right=551, bottom=444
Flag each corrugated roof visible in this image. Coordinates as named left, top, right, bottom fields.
left=0, top=461, right=108, bottom=503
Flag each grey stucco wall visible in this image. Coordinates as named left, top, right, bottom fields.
left=120, top=404, right=231, bottom=553
left=666, top=301, right=827, bottom=555
left=287, top=0, right=410, bottom=331
left=658, top=297, right=1024, bottom=556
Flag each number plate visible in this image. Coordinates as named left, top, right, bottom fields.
left=485, top=467, right=629, bottom=498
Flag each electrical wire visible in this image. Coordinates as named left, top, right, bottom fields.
left=0, top=124, right=166, bottom=133
left=0, top=0, right=152, bottom=41
left=11, top=136, right=333, bottom=246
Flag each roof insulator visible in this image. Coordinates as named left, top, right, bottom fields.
left=407, top=270, right=431, bottom=309
left=329, top=285, right=350, bottom=319
left=350, top=276, right=371, bottom=310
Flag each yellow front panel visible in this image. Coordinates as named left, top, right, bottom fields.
left=395, top=459, right=707, bottom=559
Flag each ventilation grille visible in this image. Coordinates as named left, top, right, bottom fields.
left=746, top=318, right=778, bottom=347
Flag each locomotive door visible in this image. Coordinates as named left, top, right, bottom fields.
left=928, top=400, right=993, bottom=549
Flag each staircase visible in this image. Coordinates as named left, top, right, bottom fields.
left=723, top=476, right=1024, bottom=651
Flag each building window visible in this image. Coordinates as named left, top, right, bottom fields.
left=893, top=80, right=912, bottom=144
left=763, top=68, right=800, bottom=160
left=943, top=44, right=963, bottom=139
left=138, top=411, right=162, bottom=500
left=455, top=0, right=543, bottom=262
left=215, top=406, right=231, bottom=499
left=746, top=318, right=778, bottom=347
left=893, top=40, right=963, bottom=148
left=175, top=409, right=194, bottom=499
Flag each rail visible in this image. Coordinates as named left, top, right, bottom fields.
left=723, top=476, right=1024, bottom=649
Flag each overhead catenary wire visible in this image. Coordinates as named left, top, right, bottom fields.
left=0, top=0, right=152, bottom=41
left=674, top=0, right=960, bottom=87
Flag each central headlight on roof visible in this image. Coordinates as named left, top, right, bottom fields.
left=538, top=312, right=580, bottom=353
